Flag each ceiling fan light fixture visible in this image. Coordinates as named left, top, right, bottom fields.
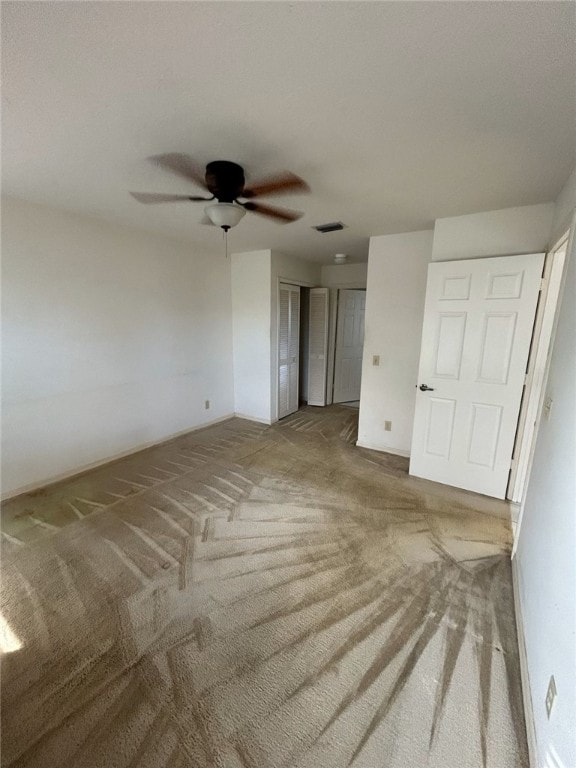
left=133, top=156, right=308, bottom=227
left=205, top=202, right=246, bottom=231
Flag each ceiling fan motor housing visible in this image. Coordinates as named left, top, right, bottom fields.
left=205, top=160, right=245, bottom=202
left=131, top=154, right=307, bottom=223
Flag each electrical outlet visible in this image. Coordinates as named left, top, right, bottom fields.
left=384, top=421, right=392, bottom=431
left=545, top=675, right=557, bottom=719
left=205, top=400, right=210, bottom=410
left=373, top=355, right=380, bottom=366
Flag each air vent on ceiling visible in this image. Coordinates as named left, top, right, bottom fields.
left=313, top=221, right=345, bottom=233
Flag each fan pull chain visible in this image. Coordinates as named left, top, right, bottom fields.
left=224, top=228, right=228, bottom=259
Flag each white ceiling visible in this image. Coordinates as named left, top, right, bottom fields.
left=2, top=1, right=575, bottom=263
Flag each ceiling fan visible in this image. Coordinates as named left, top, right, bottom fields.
left=130, top=154, right=309, bottom=231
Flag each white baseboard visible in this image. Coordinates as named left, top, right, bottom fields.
left=355, top=439, right=410, bottom=458
left=512, top=555, right=538, bottom=767
left=234, top=413, right=273, bottom=425
left=1, top=413, right=236, bottom=501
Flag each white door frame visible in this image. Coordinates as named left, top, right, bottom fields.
left=512, top=221, right=574, bottom=553
left=507, top=236, right=568, bottom=502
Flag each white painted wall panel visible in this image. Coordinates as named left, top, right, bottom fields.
left=432, top=203, right=554, bottom=262
left=357, top=230, right=433, bottom=455
left=320, top=263, right=368, bottom=288
left=1, top=196, right=234, bottom=496
left=514, top=171, right=576, bottom=768
left=231, top=250, right=272, bottom=422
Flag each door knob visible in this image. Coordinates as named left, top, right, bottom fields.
left=419, top=384, right=435, bottom=392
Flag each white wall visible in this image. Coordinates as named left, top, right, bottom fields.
left=272, top=251, right=321, bottom=287
left=432, top=203, right=555, bottom=261
left=551, top=167, right=576, bottom=243
left=231, top=250, right=272, bottom=422
left=320, top=262, right=368, bottom=288
left=1, top=196, right=234, bottom=497
left=513, top=174, right=576, bottom=768
left=358, top=230, right=433, bottom=455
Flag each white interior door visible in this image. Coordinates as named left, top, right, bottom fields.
left=308, top=288, right=329, bottom=406
left=409, top=253, right=545, bottom=499
left=278, top=284, right=300, bottom=419
left=333, top=289, right=366, bottom=403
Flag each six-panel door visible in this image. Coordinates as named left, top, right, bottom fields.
left=409, top=253, right=545, bottom=499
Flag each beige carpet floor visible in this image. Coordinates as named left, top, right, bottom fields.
left=1, top=406, right=528, bottom=768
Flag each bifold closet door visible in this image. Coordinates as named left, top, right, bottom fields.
left=278, top=284, right=301, bottom=419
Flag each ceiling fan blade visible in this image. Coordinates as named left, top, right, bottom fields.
left=242, top=172, right=309, bottom=199
left=129, top=192, right=206, bottom=204
left=242, top=201, right=303, bottom=223
left=147, top=153, right=208, bottom=190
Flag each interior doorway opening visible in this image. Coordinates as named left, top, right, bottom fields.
left=277, top=283, right=317, bottom=420
left=332, top=289, right=366, bottom=406
left=277, top=284, right=366, bottom=419
left=299, top=287, right=311, bottom=406
left=277, top=283, right=301, bottom=420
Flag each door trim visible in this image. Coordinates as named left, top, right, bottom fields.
left=512, top=218, right=575, bottom=553
left=507, top=238, right=567, bottom=502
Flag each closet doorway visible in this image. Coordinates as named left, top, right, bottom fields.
left=332, top=289, right=366, bottom=404
left=278, top=283, right=301, bottom=419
